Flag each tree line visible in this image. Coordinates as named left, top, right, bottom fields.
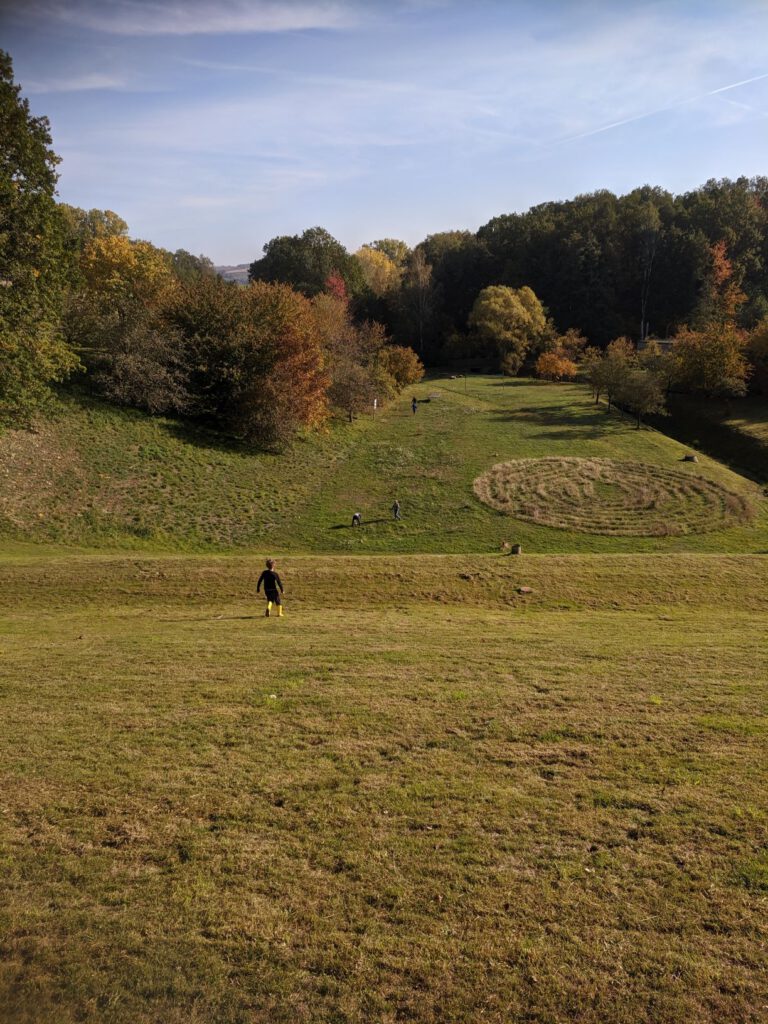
left=0, top=52, right=423, bottom=443
left=2, top=48, right=767, bottom=443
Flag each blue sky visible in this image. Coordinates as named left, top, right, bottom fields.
left=3, top=0, right=768, bottom=264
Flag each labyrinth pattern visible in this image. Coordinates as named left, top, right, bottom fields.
left=473, top=457, right=751, bottom=536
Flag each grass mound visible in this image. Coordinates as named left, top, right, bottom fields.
left=473, top=456, right=752, bottom=536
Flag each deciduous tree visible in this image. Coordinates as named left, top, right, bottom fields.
left=469, top=285, right=548, bottom=374
left=0, top=50, right=78, bottom=424
left=377, top=345, right=424, bottom=389
left=674, top=324, right=750, bottom=398
left=602, top=337, right=638, bottom=411
left=249, top=226, right=363, bottom=297
left=616, top=367, right=666, bottom=427
left=355, top=246, right=401, bottom=296
left=535, top=351, right=578, bottom=381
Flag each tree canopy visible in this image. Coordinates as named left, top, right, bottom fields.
left=249, top=226, right=364, bottom=298
left=0, top=50, right=78, bottom=424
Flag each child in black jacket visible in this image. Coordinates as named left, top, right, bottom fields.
left=257, top=559, right=284, bottom=617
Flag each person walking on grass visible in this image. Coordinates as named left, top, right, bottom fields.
left=411, top=396, right=418, bottom=415
left=257, top=558, right=284, bottom=617
left=392, top=499, right=401, bottom=521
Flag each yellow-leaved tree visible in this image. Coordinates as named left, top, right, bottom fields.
left=468, top=285, right=548, bottom=374
left=355, top=246, right=402, bottom=297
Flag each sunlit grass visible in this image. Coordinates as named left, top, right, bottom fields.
left=1, top=553, right=767, bottom=1022
left=1, top=378, right=766, bottom=553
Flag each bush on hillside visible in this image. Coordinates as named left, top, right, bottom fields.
left=94, top=319, right=189, bottom=415
left=377, top=344, right=424, bottom=389
left=163, top=276, right=328, bottom=445
left=535, top=351, right=578, bottom=381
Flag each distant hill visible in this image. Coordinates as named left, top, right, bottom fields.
left=215, top=263, right=250, bottom=285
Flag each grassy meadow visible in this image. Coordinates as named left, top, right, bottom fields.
left=1, top=553, right=767, bottom=1023
left=1, top=379, right=767, bottom=1022
left=1, top=377, right=767, bottom=554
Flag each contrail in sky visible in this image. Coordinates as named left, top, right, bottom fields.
left=561, top=70, right=768, bottom=143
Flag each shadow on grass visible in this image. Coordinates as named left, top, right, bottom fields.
left=57, top=384, right=281, bottom=457
left=330, top=517, right=391, bottom=530
left=159, top=420, right=279, bottom=457
left=647, top=398, right=768, bottom=485
left=161, top=615, right=260, bottom=622
left=490, top=404, right=622, bottom=429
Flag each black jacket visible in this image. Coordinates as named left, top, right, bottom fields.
left=257, top=569, right=283, bottom=594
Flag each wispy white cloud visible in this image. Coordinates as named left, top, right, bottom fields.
left=25, top=0, right=360, bottom=36
left=24, top=72, right=128, bottom=93
left=18, top=0, right=768, bottom=260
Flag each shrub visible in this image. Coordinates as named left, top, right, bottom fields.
left=535, top=351, right=578, bottom=381
left=377, top=345, right=424, bottom=389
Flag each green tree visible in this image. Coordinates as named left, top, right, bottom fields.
left=0, top=50, right=78, bottom=424
left=468, top=285, right=548, bottom=374
left=582, top=346, right=608, bottom=403
left=674, top=324, right=751, bottom=398
left=171, top=249, right=215, bottom=284
left=602, top=337, right=637, bottom=411
left=369, top=238, right=411, bottom=267
left=638, top=339, right=681, bottom=395
left=58, top=204, right=128, bottom=247
left=616, top=367, right=666, bottom=427
left=249, top=226, right=363, bottom=297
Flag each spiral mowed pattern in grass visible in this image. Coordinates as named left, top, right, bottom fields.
left=473, top=457, right=752, bottom=536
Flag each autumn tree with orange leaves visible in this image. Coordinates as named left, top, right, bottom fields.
left=535, top=351, right=578, bottom=381
left=163, top=276, right=327, bottom=445
left=674, top=243, right=751, bottom=398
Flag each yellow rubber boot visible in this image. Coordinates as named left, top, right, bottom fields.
left=266, top=601, right=272, bottom=617
left=278, top=605, right=284, bottom=617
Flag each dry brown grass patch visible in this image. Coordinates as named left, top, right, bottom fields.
left=473, top=457, right=752, bottom=536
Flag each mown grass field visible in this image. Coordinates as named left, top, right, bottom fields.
left=1, top=379, right=767, bottom=1022
left=1, top=553, right=767, bottom=1023
left=1, top=377, right=766, bottom=554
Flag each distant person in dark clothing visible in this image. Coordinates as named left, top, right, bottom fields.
left=392, top=499, right=401, bottom=520
left=411, top=397, right=418, bottom=414
left=257, top=558, right=284, bottom=617
left=351, top=512, right=362, bottom=527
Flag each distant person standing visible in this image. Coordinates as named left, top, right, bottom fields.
left=411, top=397, right=418, bottom=415
left=392, top=499, right=401, bottom=521
left=257, top=558, right=284, bottom=617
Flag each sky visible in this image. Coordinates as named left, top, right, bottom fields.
left=3, top=0, right=768, bottom=264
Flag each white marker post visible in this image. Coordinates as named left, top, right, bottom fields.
left=373, top=396, right=378, bottom=417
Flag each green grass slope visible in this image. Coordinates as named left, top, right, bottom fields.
left=1, top=377, right=766, bottom=553
left=1, top=553, right=766, bottom=1023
